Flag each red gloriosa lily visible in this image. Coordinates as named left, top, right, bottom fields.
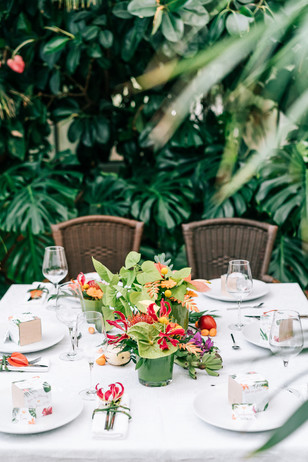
left=96, top=382, right=124, bottom=402
left=77, top=272, right=86, bottom=286
left=157, top=324, right=185, bottom=351
left=147, top=299, right=171, bottom=322
left=107, top=311, right=129, bottom=331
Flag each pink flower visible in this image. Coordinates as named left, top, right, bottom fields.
left=7, top=55, right=25, bottom=74
left=107, top=311, right=129, bottom=344
left=147, top=299, right=171, bottom=322
left=157, top=324, right=185, bottom=351
left=95, top=382, right=124, bottom=402
left=77, top=272, right=86, bottom=286
left=42, top=407, right=53, bottom=416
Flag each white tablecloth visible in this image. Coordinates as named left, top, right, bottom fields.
left=0, top=283, right=308, bottom=462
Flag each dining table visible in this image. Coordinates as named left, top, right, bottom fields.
left=0, top=280, right=308, bottom=462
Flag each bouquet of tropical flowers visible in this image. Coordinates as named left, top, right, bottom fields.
left=91, top=251, right=210, bottom=328
left=89, top=251, right=222, bottom=379
left=76, top=273, right=103, bottom=300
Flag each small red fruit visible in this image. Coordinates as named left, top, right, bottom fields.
left=198, top=315, right=217, bottom=331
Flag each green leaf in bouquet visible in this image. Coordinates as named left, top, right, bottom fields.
left=120, top=267, right=137, bottom=287
left=172, top=267, right=191, bottom=280
left=137, top=261, right=161, bottom=284
left=138, top=340, right=177, bottom=359
left=170, top=284, right=187, bottom=302
left=110, top=274, right=120, bottom=286
left=102, top=285, right=118, bottom=308
left=129, top=289, right=152, bottom=312
left=101, top=305, right=114, bottom=332
left=92, top=257, right=114, bottom=283
left=128, top=322, right=158, bottom=343
left=118, top=298, right=133, bottom=318
left=125, top=251, right=141, bottom=269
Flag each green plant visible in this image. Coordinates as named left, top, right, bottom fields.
left=0, top=151, right=82, bottom=282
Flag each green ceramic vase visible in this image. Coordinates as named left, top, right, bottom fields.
left=137, top=354, right=174, bottom=387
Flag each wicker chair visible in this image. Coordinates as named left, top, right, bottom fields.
left=182, top=218, right=278, bottom=282
left=51, top=215, right=144, bottom=278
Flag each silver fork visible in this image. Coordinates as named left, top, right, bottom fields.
left=28, top=356, right=42, bottom=365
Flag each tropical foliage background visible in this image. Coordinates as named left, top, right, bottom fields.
left=0, top=0, right=307, bottom=298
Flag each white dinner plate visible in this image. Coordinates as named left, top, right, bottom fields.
left=203, top=279, right=269, bottom=302
left=0, top=321, right=66, bottom=354
left=193, top=383, right=299, bottom=432
left=0, top=387, right=83, bottom=434
left=243, top=320, right=308, bottom=350
left=242, top=321, right=269, bottom=349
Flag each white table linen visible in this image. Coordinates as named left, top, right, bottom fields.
left=0, top=283, right=307, bottom=462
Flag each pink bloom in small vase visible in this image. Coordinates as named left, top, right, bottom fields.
left=77, top=272, right=86, bottom=286
left=7, top=55, right=25, bottom=73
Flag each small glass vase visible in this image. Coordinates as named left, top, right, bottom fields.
left=138, top=354, right=174, bottom=387
left=82, top=298, right=103, bottom=313
left=171, top=302, right=189, bottom=331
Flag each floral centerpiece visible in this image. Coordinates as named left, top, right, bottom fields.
left=90, top=252, right=222, bottom=386
left=76, top=272, right=114, bottom=331
left=92, top=251, right=210, bottom=330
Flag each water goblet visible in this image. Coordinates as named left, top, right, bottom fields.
left=226, top=259, right=253, bottom=331
left=42, top=246, right=68, bottom=310
left=77, top=311, right=107, bottom=401
left=55, top=281, right=83, bottom=361
left=269, top=310, right=303, bottom=367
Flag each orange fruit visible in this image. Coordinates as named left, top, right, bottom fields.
left=161, top=267, right=168, bottom=275
left=201, top=329, right=209, bottom=336
left=165, top=289, right=172, bottom=298
left=88, top=326, right=95, bottom=334
left=96, top=355, right=106, bottom=366
left=209, top=328, right=217, bottom=337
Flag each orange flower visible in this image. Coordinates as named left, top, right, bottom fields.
left=161, top=279, right=177, bottom=289
left=186, top=289, right=197, bottom=298
left=86, top=287, right=103, bottom=299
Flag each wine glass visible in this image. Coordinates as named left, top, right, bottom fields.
left=226, top=260, right=253, bottom=331
left=77, top=311, right=107, bottom=401
left=269, top=310, right=303, bottom=367
left=55, top=282, right=83, bottom=361
left=42, top=246, right=68, bottom=310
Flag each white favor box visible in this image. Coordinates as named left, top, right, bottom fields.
left=232, top=403, right=256, bottom=421
left=228, top=372, right=269, bottom=412
left=12, top=377, right=52, bottom=424
left=7, top=312, right=42, bottom=346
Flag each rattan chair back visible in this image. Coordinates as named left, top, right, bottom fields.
left=182, top=218, right=278, bottom=281
left=51, top=215, right=144, bottom=278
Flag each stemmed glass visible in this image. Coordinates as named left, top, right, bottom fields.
left=55, top=282, right=83, bottom=361
left=226, top=260, right=253, bottom=331
left=269, top=310, right=303, bottom=367
left=77, top=311, right=107, bottom=401
left=42, top=246, right=68, bottom=310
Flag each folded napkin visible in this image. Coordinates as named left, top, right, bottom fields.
left=0, top=358, right=50, bottom=373
left=92, top=394, right=130, bottom=439
left=23, top=282, right=53, bottom=305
